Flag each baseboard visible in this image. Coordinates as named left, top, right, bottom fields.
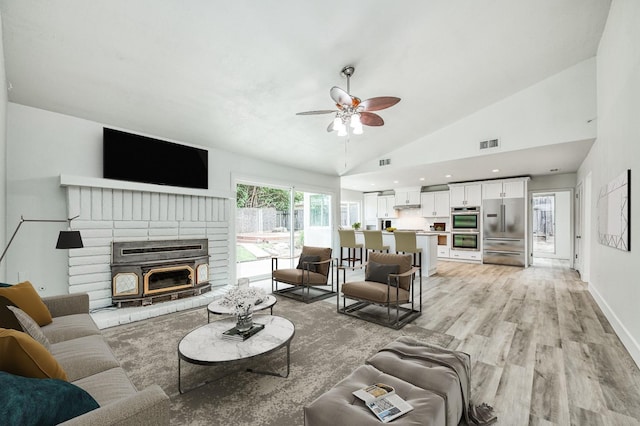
left=589, top=284, right=640, bottom=368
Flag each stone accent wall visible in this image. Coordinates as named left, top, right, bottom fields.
left=64, top=185, right=230, bottom=309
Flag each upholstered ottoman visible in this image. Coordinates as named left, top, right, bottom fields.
left=304, top=337, right=472, bottom=426
left=304, top=364, right=446, bottom=426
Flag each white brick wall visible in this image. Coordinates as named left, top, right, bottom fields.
left=65, top=185, right=230, bottom=309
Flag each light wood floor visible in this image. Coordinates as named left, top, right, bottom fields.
left=414, top=259, right=640, bottom=426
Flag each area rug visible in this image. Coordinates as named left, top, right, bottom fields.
left=103, top=296, right=454, bottom=425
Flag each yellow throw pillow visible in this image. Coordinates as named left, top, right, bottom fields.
left=0, top=281, right=52, bottom=326
left=0, top=328, right=67, bottom=380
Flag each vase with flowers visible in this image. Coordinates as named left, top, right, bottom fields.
left=220, top=286, right=267, bottom=332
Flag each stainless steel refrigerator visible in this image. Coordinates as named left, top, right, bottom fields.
left=482, top=198, right=526, bottom=266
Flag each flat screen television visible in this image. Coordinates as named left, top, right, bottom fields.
left=103, top=128, right=208, bottom=189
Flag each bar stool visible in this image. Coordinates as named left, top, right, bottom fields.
left=362, top=230, right=390, bottom=261
left=394, top=231, right=422, bottom=274
left=338, top=229, right=363, bottom=267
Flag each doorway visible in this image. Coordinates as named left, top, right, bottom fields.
left=531, top=190, right=572, bottom=260
left=235, top=183, right=332, bottom=281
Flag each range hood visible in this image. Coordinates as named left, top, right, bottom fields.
left=393, top=204, right=421, bottom=210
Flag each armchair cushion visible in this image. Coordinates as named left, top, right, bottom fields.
left=272, top=269, right=328, bottom=286
left=297, top=255, right=321, bottom=273
left=365, top=261, right=399, bottom=286
left=341, top=281, right=410, bottom=304
left=367, top=252, right=412, bottom=290
left=299, top=246, right=332, bottom=277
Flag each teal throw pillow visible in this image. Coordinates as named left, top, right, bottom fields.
left=365, top=261, right=400, bottom=286
left=0, top=371, right=99, bottom=426
left=0, top=282, right=13, bottom=287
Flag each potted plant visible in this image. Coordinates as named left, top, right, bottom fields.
left=352, top=222, right=361, bottom=230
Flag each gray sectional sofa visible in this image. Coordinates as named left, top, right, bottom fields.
left=41, top=293, right=170, bottom=425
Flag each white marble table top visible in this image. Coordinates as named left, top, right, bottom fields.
left=178, top=315, right=295, bottom=364
left=207, top=294, right=277, bottom=315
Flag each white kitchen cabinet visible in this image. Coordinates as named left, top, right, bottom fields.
left=363, top=193, right=379, bottom=221
left=394, top=189, right=421, bottom=207
left=482, top=180, right=525, bottom=200
left=437, top=246, right=450, bottom=258
left=449, top=184, right=481, bottom=207
left=449, top=250, right=482, bottom=261
left=421, top=191, right=450, bottom=217
left=377, top=195, right=397, bottom=218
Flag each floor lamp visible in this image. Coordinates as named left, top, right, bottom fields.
left=0, top=215, right=84, bottom=265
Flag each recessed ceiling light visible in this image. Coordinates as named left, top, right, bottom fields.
left=492, top=169, right=500, bottom=173
left=393, top=180, right=399, bottom=184
left=445, top=174, right=452, bottom=178
left=419, top=178, right=425, bottom=181
left=370, top=183, right=376, bottom=186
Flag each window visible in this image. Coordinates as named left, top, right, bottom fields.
left=309, top=194, right=330, bottom=227
left=340, top=202, right=361, bottom=227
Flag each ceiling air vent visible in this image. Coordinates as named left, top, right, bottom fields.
left=379, top=159, right=391, bottom=166
left=479, top=139, right=500, bottom=150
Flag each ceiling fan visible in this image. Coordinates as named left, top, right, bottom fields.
left=296, top=66, right=401, bottom=136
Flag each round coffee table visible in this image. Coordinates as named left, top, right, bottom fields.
left=178, top=315, right=294, bottom=393
left=207, top=294, right=277, bottom=322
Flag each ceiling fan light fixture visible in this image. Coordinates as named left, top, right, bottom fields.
left=337, top=126, right=347, bottom=136
left=333, top=116, right=342, bottom=130
left=353, top=122, right=363, bottom=135
left=350, top=113, right=361, bottom=128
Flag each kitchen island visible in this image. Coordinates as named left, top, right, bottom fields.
left=355, top=231, right=438, bottom=276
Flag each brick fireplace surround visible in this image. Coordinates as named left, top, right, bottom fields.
left=61, top=175, right=231, bottom=328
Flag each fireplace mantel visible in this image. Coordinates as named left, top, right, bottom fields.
left=60, top=174, right=233, bottom=199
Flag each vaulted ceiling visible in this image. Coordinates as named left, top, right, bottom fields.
left=0, top=0, right=611, bottom=190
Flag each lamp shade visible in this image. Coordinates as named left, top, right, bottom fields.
left=56, top=231, right=84, bottom=249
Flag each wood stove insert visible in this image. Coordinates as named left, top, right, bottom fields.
left=111, top=239, right=210, bottom=307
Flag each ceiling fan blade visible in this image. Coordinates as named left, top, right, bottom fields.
left=330, top=86, right=353, bottom=106
left=359, top=97, right=401, bottom=112
left=360, top=112, right=385, bottom=126
left=296, top=110, right=337, bottom=115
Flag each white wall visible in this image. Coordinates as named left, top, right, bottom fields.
left=5, top=103, right=340, bottom=294
left=578, top=0, right=640, bottom=365
left=348, top=58, right=597, bottom=175
left=0, top=14, right=7, bottom=281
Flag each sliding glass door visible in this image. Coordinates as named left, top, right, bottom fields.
left=235, top=183, right=332, bottom=281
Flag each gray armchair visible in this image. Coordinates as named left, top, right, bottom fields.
left=272, top=246, right=335, bottom=303
left=337, top=251, right=421, bottom=329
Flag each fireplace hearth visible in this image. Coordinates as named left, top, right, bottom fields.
left=111, top=239, right=211, bottom=307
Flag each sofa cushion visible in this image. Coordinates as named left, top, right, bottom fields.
left=0, top=328, right=67, bottom=380
left=0, top=295, right=24, bottom=331
left=50, top=335, right=120, bottom=382
left=365, top=261, right=399, bottom=286
left=7, top=306, right=51, bottom=350
left=41, top=313, right=101, bottom=344
left=341, top=281, right=410, bottom=304
left=0, top=281, right=52, bottom=326
left=297, top=255, right=321, bottom=273
left=304, top=364, right=446, bottom=426
left=72, top=367, right=138, bottom=406
left=0, top=371, right=99, bottom=426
